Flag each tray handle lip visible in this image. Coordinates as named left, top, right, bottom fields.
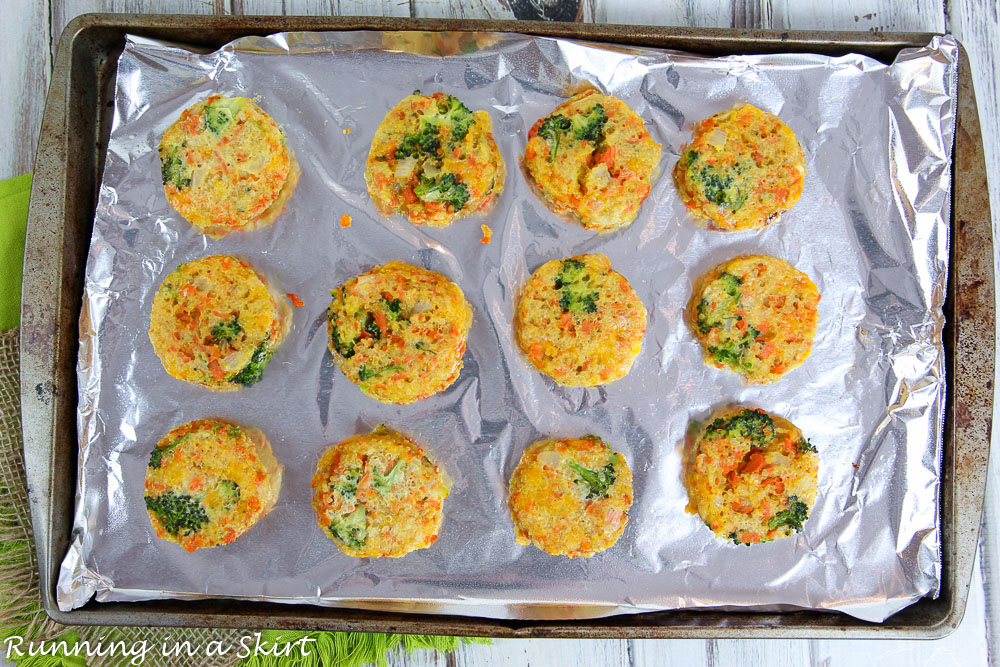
left=21, top=15, right=993, bottom=638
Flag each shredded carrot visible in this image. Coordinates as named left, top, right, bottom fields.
left=285, top=293, right=305, bottom=308
left=339, top=213, right=352, bottom=228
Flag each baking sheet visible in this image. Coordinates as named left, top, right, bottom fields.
left=57, top=30, right=956, bottom=623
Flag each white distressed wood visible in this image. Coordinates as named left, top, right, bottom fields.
left=411, top=0, right=515, bottom=20
left=628, top=638, right=713, bottom=666
left=236, top=0, right=412, bottom=17
left=589, top=0, right=733, bottom=28
left=0, top=0, right=50, bottom=180
left=770, top=0, right=946, bottom=32
left=50, top=0, right=219, bottom=47
left=449, top=637, right=630, bottom=665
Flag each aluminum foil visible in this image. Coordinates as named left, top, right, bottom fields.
left=57, top=30, right=957, bottom=623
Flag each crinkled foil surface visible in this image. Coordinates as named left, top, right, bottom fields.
left=58, top=31, right=957, bottom=622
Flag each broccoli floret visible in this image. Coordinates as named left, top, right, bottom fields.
left=329, top=506, right=367, bottom=549
left=203, top=97, right=246, bottom=135
left=768, top=496, right=809, bottom=533
left=413, top=172, right=470, bottom=211
left=686, top=149, right=701, bottom=166
left=697, top=273, right=743, bottom=334
left=372, top=460, right=405, bottom=495
left=538, top=114, right=571, bottom=162
left=226, top=426, right=240, bottom=437
left=358, top=364, right=404, bottom=382
left=362, top=312, right=382, bottom=340
left=570, top=103, right=608, bottom=143
left=796, top=438, right=817, bottom=454
left=708, top=325, right=760, bottom=369
left=218, top=480, right=240, bottom=509
left=160, top=148, right=191, bottom=189
left=209, top=315, right=242, bottom=348
left=704, top=408, right=775, bottom=447
left=148, top=434, right=190, bottom=469
left=566, top=457, right=618, bottom=499
left=329, top=323, right=357, bottom=359
left=334, top=468, right=361, bottom=498
left=688, top=162, right=748, bottom=211
left=436, top=95, right=474, bottom=144
left=717, top=272, right=741, bottom=297
left=230, top=339, right=273, bottom=387
left=554, top=259, right=599, bottom=315
left=394, top=123, right=441, bottom=159
left=381, top=297, right=404, bottom=321
left=144, top=492, right=209, bottom=537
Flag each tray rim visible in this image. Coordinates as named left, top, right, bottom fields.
left=19, top=12, right=995, bottom=639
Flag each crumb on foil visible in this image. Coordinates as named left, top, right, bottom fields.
left=340, top=214, right=352, bottom=228
left=480, top=224, right=492, bottom=244
left=285, top=293, right=305, bottom=308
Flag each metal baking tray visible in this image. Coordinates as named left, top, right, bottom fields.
left=20, top=13, right=994, bottom=639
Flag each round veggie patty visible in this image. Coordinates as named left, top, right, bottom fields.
left=508, top=435, right=633, bottom=558
left=365, top=91, right=505, bottom=226
left=515, top=253, right=647, bottom=386
left=311, top=425, right=450, bottom=558
left=684, top=406, right=818, bottom=545
left=327, top=261, right=473, bottom=404
left=159, top=95, right=298, bottom=238
left=687, top=255, right=820, bottom=383
left=144, top=418, right=283, bottom=552
left=524, top=89, right=661, bottom=233
left=149, top=254, right=291, bottom=391
left=674, top=104, right=805, bottom=231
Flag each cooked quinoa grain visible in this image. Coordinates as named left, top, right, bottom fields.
left=524, top=90, right=661, bottom=232
left=508, top=435, right=633, bottom=557
left=674, top=104, right=805, bottom=231
left=687, top=255, right=820, bottom=383
left=144, top=418, right=283, bottom=552
left=684, top=407, right=818, bottom=545
left=312, top=426, right=450, bottom=558
left=159, top=95, right=298, bottom=238
left=515, top=254, right=646, bottom=386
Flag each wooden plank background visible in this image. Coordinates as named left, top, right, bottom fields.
left=2, top=1, right=998, bottom=664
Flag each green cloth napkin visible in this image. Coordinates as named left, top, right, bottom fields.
left=0, top=173, right=30, bottom=331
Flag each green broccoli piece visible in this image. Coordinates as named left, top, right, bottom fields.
left=686, top=149, right=701, bottom=166
left=414, top=341, right=436, bottom=355
left=796, top=438, right=818, bottom=454
left=372, top=460, right=405, bottom=494
left=160, top=148, right=191, bottom=189
left=148, top=434, right=190, bottom=469
left=435, top=95, right=474, bottom=144
left=704, top=408, right=775, bottom=447
left=768, top=496, right=810, bottom=533
left=570, top=104, right=608, bottom=142
left=218, top=480, right=240, bottom=509
left=554, top=259, right=600, bottom=315
left=394, top=123, right=441, bottom=159
left=230, top=339, right=273, bottom=387
left=538, top=114, right=571, bottom=162
left=226, top=426, right=240, bottom=438
left=209, top=315, right=242, bottom=348
left=329, top=506, right=367, bottom=549
left=334, top=468, right=362, bottom=498
left=358, top=364, right=405, bottom=382
left=329, top=323, right=357, bottom=359
left=381, top=297, right=404, bottom=321
left=566, top=456, right=619, bottom=499
left=696, top=273, right=743, bottom=334
left=144, top=492, right=209, bottom=537
left=688, top=162, right=748, bottom=211
left=413, top=172, right=470, bottom=211
left=708, top=325, right=760, bottom=369
left=203, top=97, right=246, bottom=135
left=362, top=312, right=382, bottom=340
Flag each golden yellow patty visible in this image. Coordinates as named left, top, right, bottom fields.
left=159, top=95, right=298, bottom=238
left=311, top=425, right=450, bottom=558
left=684, top=407, right=818, bottom=545
left=149, top=255, right=291, bottom=391
left=515, top=254, right=647, bottom=386
left=365, top=91, right=505, bottom=226
left=687, top=255, right=820, bottom=383
left=327, top=261, right=473, bottom=404
left=508, top=435, right=633, bottom=558
left=144, top=418, right=282, bottom=552
left=674, top=104, right=805, bottom=231
left=524, top=90, right=661, bottom=233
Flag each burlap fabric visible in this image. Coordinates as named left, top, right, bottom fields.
left=0, top=329, right=244, bottom=667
